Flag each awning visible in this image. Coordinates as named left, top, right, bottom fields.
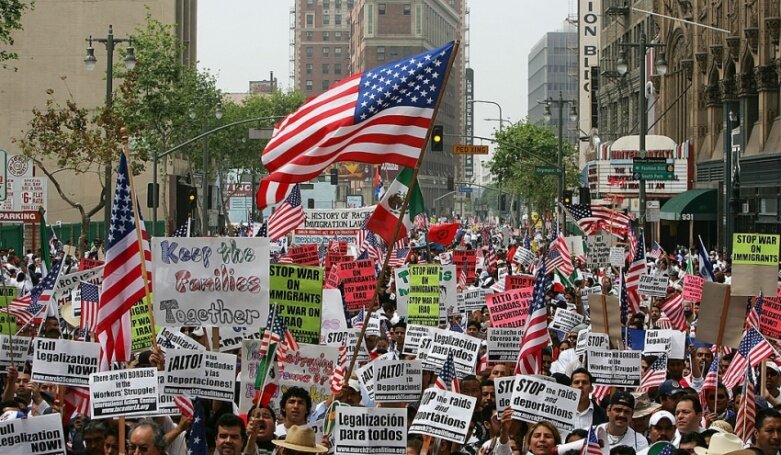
left=660, top=189, right=718, bottom=221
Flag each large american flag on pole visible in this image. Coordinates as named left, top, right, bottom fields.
left=257, top=41, right=456, bottom=209
left=97, top=152, right=152, bottom=370
left=562, top=202, right=631, bottom=238
left=722, top=327, right=774, bottom=390
left=515, top=260, right=551, bottom=375
left=624, top=228, right=646, bottom=315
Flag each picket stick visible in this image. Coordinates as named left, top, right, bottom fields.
left=5, top=304, right=14, bottom=368
left=711, top=285, right=732, bottom=418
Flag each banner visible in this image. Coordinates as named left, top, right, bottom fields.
left=409, top=388, right=476, bottom=444
left=152, top=237, right=270, bottom=329
left=550, top=309, right=584, bottom=333
left=760, top=296, right=781, bottom=340
left=52, top=266, right=104, bottom=301
left=453, top=250, right=477, bottom=284
left=586, top=235, right=610, bottom=268
left=421, top=328, right=480, bottom=376
left=732, top=234, right=780, bottom=266
left=289, top=244, right=320, bottom=266
left=163, top=349, right=237, bottom=401
left=586, top=349, right=642, bottom=387
left=219, top=326, right=260, bottom=352
left=486, top=287, right=533, bottom=327
left=320, top=289, right=349, bottom=345
left=131, top=298, right=154, bottom=352
left=31, top=338, right=99, bottom=386
left=638, top=274, right=668, bottom=298
left=401, top=324, right=434, bottom=357
left=89, top=367, right=159, bottom=419
left=683, top=275, right=703, bottom=302
left=463, top=287, right=492, bottom=313
left=0, top=413, right=66, bottom=455
left=487, top=328, right=523, bottom=363
left=408, top=265, right=441, bottom=327
left=0, top=335, right=32, bottom=370
left=510, top=375, right=580, bottom=433
left=156, top=327, right=206, bottom=352
left=644, top=329, right=685, bottom=359
left=277, top=343, right=338, bottom=407
left=373, top=359, right=422, bottom=402
left=339, top=259, right=376, bottom=311
left=394, top=267, right=410, bottom=316
left=505, top=274, right=535, bottom=291
left=334, top=407, right=406, bottom=455
left=270, top=264, right=324, bottom=344
left=238, top=339, right=264, bottom=414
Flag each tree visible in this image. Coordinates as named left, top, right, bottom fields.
left=0, top=0, right=32, bottom=69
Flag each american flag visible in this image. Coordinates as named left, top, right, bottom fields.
left=79, top=281, right=100, bottom=333
left=352, top=308, right=365, bottom=329
left=172, top=219, right=190, bottom=237
left=266, top=184, right=305, bottom=241
left=257, top=42, right=456, bottom=208
left=548, top=222, right=558, bottom=242
left=187, top=398, right=207, bottom=455
left=8, top=260, right=62, bottom=327
left=259, top=305, right=280, bottom=358
left=580, top=426, right=602, bottom=455
left=523, top=230, right=531, bottom=250
left=722, top=327, right=774, bottom=390
left=734, top=370, right=757, bottom=444
left=330, top=342, right=349, bottom=394
left=388, top=239, right=410, bottom=268
left=638, top=353, right=668, bottom=391
left=624, top=229, right=646, bottom=315
left=414, top=213, right=428, bottom=231
left=592, top=385, right=612, bottom=403
left=547, top=234, right=574, bottom=276
left=174, top=395, right=194, bottom=419
left=457, top=267, right=467, bottom=288
left=485, top=247, right=498, bottom=273
left=699, top=354, right=720, bottom=413
left=97, top=152, right=152, bottom=371
left=358, top=229, right=384, bottom=264
left=562, top=203, right=631, bottom=238
left=649, top=241, right=664, bottom=260
left=434, top=351, right=460, bottom=393
left=619, top=270, right=629, bottom=326
left=255, top=221, right=268, bottom=237
left=658, top=293, right=687, bottom=331
left=63, top=386, right=90, bottom=422
left=624, top=223, right=637, bottom=263
left=747, top=293, right=763, bottom=331
left=515, top=260, right=551, bottom=375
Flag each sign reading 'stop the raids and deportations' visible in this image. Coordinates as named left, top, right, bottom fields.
left=409, top=388, right=476, bottom=444
left=0, top=413, right=66, bottom=455
left=163, top=349, right=237, bottom=402
left=510, top=375, right=580, bottom=434
left=152, top=237, right=270, bottom=330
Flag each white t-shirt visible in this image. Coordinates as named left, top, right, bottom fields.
left=597, top=423, right=649, bottom=452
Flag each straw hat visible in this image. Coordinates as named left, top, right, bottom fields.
left=272, top=425, right=328, bottom=453
left=693, top=433, right=744, bottom=455
left=632, top=392, right=662, bottom=419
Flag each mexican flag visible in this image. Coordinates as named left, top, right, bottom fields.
left=366, top=167, right=425, bottom=245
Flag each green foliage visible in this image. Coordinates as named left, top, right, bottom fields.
left=0, top=0, right=32, bottom=68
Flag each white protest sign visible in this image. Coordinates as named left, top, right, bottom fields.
left=416, top=337, right=432, bottom=364
left=155, top=327, right=206, bottom=352
left=510, top=374, right=580, bottom=433
left=575, top=329, right=591, bottom=355
left=609, top=247, right=626, bottom=267
left=52, top=266, right=104, bottom=301
left=565, top=236, right=585, bottom=258
left=550, top=309, right=584, bottom=333
left=238, top=339, right=263, bottom=415
left=402, top=324, right=434, bottom=356
left=152, top=237, right=270, bottom=329
left=440, top=265, right=458, bottom=321
left=357, top=361, right=377, bottom=400
left=89, top=367, right=159, bottom=419
left=638, top=274, right=669, bottom=298
left=320, top=289, right=348, bottom=344
left=586, top=333, right=610, bottom=352
left=219, top=326, right=260, bottom=352
left=163, top=349, right=237, bottom=401
left=130, top=373, right=182, bottom=418
left=586, top=349, right=642, bottom=387
left=374, top=359, right=422, bottom=402
left=586, top=235, right=611, bottom=268
left=494, top=375, right=516, bottom=415
left=277, top=343, right=339, bottom=407
left=580, top=286, right=603, bottom=297
left=31, top=338, right=99, bottom=386
left=644, top=329, right=685, bottom=359
left=394, top=266, right=410, bottom=316
left=463, top=287, right=492, bottom=313
left=513, top=247, right=535, bottom=266
left=0, top=413, right=66, bottom=455
left=344, top=328, right=370, bottom=364
left=422, top=328, right=481, bottom=376
left=487, top=328, right=523, bottom=363
left=409, top=388, right=476, bottom=444
left=334, top=407, right=406, bottom=455
left=0, top=335, right=32, bottom=370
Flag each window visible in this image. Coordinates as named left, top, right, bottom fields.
left=334, top=47, right=342, bottom=57
left=322, top=0, right=329, bottom=8
left=322, top=80, right=330, bottom=90
left=367, top=4, right=373, bottom=34
left=378, top=3, right=386, bottom=14
left=390, top=46, right=399, bottom=57
left=335, top=14, right=342, bottom=25
left=306, top=0, right=314, bottom=7
left=322, top=63, right=330, bottom=74
left=305, top=31, right=313, bottom=41
left=403, top=3, right=411, bottom=15
left=760, top=198, right=778, bottom=215
left=335, top=31, right=342, bottom=41
left=376, top=46, right=385, bottom=61
left=322, top=14, right=330, bottom=25
left=334, top=63, right=342, bottom=74
left=306, top=80, right=313, bottom=91
left=335, top=0, right=341, bottom=9
left=306, top=14, right=314, bottom=28
left=306, top=63, right=313, bottom=74
left=347, top=0, right=353, bottom=8
left=305, top=46, right=313, bottom=58
left=322, top=47, right=330, bottom=57
left=322, top=31, right=330, bottom=41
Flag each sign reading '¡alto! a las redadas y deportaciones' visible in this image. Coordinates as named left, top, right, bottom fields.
left=732, top=234, right=780, bottom=266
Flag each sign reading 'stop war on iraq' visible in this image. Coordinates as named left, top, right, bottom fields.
left=152, top=237, right=270, bottom=330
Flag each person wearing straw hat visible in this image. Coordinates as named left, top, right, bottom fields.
left=271, top=425, right=328, bottom=454
left=692, top=433, right=744, bottom=455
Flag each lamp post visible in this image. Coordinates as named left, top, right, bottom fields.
left=616, top=33, right=668, bottom=232
left=84, top=25, right=136, bottom=241
left=189, top=100, right=223, bottom=236
left=540, top=92, right=578, bottom=234
left=472, top=100, right=505, bottom=221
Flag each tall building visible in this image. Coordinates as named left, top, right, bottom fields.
left=0, top=0, right=196, bottom=225
left=527, top=22, right=579, bottom=144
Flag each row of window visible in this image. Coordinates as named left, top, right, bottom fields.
left=374, top=45, right=416, bottom=61
left=306, top=63, right=343, bottom=75
left=305, top=30, right=348, bottom=41
left=305, top=79, right=341, bottom=91
left=306, top=0, right=354, bottom=9
left=304, top=46, right=344, bottom=58
left=378, top=3, right=412, bottom=15
left=305, top=13, right=344, bottom=27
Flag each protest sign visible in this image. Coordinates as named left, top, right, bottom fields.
left=683, top=275, right=704, bottom=302
left=486, top=287, right=533, bottom=327
left=144, top=373, right=182, bottom=417
left=421, top=328, right=480, bottom=375
left=0, top=335, right=32, bottom=370
left=510, top=374, right=580, bottom=433
left=394, top=267, right=410, bottom=316
left=357, top=360, right=377, bottom=400
left=79, top=258, right=104, bottom=271
left=294, top=207, right=374, bottom=246
left=238, top=339, right=264, bottom=414
left=0, top=413, right=66, bottom=455
left=581, top=286, right=603, bottom=297
left=494, top=376, right=516, bottom=414
left=759, top=296, right=781, bottom=340
left=342, top=328, right=370, bottom=364
left=163, top=349, right=237, bottom=401
left=269, top=263, right=324, bottom=344
left=402, top=324, right=433, bottom=356
left=697, top=282, right=744, bottom=348
left=409, top=388, right=476, bottom=444
left=638, top=274, right=668, bottom=298
left=588, top=294, right=623, bottom=343
left=512, top=247, right=535, bottom=266
left=440, top=265, right=457, bottom=322
left=89, top=367, right=159, bottom=419
left=733, top=261, right=779, bottom=300
left=52, top=266, right=104, bottom=301
left=156, top=327, right=206, bottom=352
left=586, top=349, right=642, bottom=387
left=152, top=237, right=270, bottom=329
left=487, top=328, right=523, bottom=363
left=0, top=287, right=17, bottom=335
left=550, top=309, right=584, bottom=333
left=609, top=247, right=626, bottom=267
left=453, top=250, right=478, bottom=284
left=374, top=359, right=422, bottom=402
left=644, top=329, right=685, bottom=359
left=320, top=289, right=348, bottom=345
left=416, top=337, right=432, bottom=364
left=289, top=244, right=320, bottom=266
left=505, top=274, right=535, bottom=291
left=31, top=338, right=99, bottom=386
left=574, top=329, right=592, bottom=355
left=408, top=265, right=441, bottom=327
left=334, top=407, right=406, bottom=455
left=462, top=287, right=491, bottom=313
left=339, top=259, right=376, bottom=311
left=219, top=326, right=261, bottom=352
left=565, top=236, right=585, bottom=258
left=733, top=234, right=780, bottom=266
left=586, top=235, right=610, bottom=268
left=131, top=298, right=154, bottom=352
left=277, top=343, right=338, bottom=407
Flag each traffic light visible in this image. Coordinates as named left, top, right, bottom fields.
left=579, top=186, right=591, bottom=205
left=330, top=168, right=338, bottom=185
left=147, top=182, right=159, bottom=208
left=187, top=188, right=197, bottom=213
left=431, top=125, right=443, bottom=152
left=562, top=191, right=573, bottom=205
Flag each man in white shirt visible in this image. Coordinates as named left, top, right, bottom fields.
left=570, top=368, right=608, bottom=430
left=598, top=391, right=649, bottom=452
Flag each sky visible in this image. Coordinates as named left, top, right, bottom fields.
left=197, top=0, right=572, bottom=149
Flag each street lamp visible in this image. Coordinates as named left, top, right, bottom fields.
left=471, top=99, right=505, bottom=221
left=190, top=99, right=224, bottom=236
left=84, top=25, right=136, bottom=241
left=616, top=33, right=668, bottom=232
left=539, top=91, right=577, bottom=234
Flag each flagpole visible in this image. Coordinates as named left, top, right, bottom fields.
left=341, top=40, right=461, bottom=387
left=120, top=128, right=159, bottom=351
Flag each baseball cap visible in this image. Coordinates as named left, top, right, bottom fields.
left=609, top=391, right=635, bottom=409
left=658, top=380, right=686, bottom=397
left=649, top=410, right=675, bottom=426
left=347, top=379, right=361, bottom=393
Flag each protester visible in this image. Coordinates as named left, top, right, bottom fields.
left=128, top=420, right=168, bottom=455
left=276, top=387, right=312, bottom=437
left=600, top=392, right=649, bottom=451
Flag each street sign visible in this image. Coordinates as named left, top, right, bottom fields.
left=452, top=144, right=489, bottom=155
left=0, top=211, right=40, bottom=223
left=534, top=166, right=561, bottom=176
left=458, top=186, right=473, bottom=193
left=632, top=158, right=674, bottom=180
left=646, top=200, right=660, bottom=222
